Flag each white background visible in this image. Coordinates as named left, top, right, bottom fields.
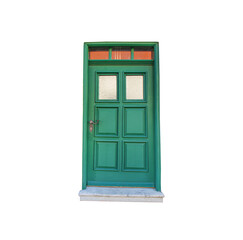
left=0, top=0, right=243, bottom=239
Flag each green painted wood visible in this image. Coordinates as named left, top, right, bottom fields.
left=154, top=43, right=161, bottom=191
left=131, top=47, right=134, bottom=60
left=87, top=181, right=154, bottom=188
left=108, top=47, right=112, bottom=60
left=87, top=64, right=154, bottom=187
left=85, top=42, right=158, bottom=47
left=95, top=107, right=118, bottom=136
left=82, top=43, right=88, bottom=189
left=124, top=107, right=147, bottom=137
left=89, top=60, right=154, bottom=66
left=124, top=141, right=148, bottom=171
left=94, top=141, right=118, bottom=170
left=82, top=42, right=161, bottom=191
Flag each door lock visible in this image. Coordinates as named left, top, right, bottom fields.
left=89, top=120, right=99, bottom=132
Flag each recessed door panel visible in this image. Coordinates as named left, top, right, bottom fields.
left=95, top=107, right=118, bottom=136
left=94, top=141, right=118, bottom=171
left=123, top=141, right=148, bottom=172
left=124, top=107, right=147, bottom=137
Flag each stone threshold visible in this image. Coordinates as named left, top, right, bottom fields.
left=79, top=186, right=164, bottom=202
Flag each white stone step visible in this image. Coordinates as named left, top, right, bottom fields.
left=79, top=187, right=164, bottom=202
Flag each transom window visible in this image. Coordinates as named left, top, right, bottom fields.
left=89, top=47, right=154, bottom=60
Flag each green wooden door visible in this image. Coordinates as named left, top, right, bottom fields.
left=87, top=63, right=155, bottom=187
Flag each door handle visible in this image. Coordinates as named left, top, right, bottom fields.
left=89, top=120, right=99, bottom=132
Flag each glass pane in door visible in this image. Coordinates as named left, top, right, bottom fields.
left=126, top=75, right=144, bottom=100
left=98, top=75, right=117, bottom=100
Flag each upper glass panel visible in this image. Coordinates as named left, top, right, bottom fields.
left=89, top=48, right=109, bottom=60
left=126, top=75, right=144, bottom=100
left=134, top=47, right=154, bottom=60
left=112, top=47, right=131, bottom=60
left=98, top=75, right=117, bottom=100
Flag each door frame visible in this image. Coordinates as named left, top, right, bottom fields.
left=82, top=42, right=161, bottom=191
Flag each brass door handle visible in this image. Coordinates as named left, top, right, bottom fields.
left=89, top=120, right=99, bottom=132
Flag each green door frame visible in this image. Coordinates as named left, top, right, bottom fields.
left=82, top=42, right=161, bottom=191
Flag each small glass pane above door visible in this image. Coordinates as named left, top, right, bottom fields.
left=126, top=75, right=144, bottom=100
left=133, top=47, right=154, bottom=60
left=89, top=48, right=109, bottom=60
left=112, top=47, right=131, bottom=60
left=98, top=75, right=117, bottom=100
